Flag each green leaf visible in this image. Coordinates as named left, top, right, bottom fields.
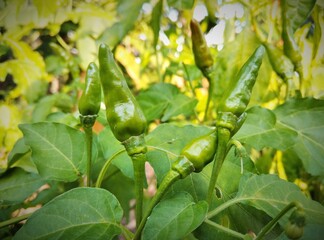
left=234, top=106, right=297, bottom=150
left=13, top=187, right=123, bottom=240
left=98, top=0, right=148, bottom=48
left=283, top=0, right=316, bottom=33
left=274, top=98, right=324, bottom=176
left=167, top=0, right=195, bottom=10
left=150, top=0, right=163, bottom=49
left=137, top=83, right=198, bottom=122
left=7, top=138, right=36, bottom=173
left=0, top=168, right=45, bottom=206
left=161, top=94, right=198, bottom=122
left=137, top=83, right=178, bottom=122
left=142, top=192, right=208, bottom=240
left=236, top=174, right=324, bottom=226
left=19, top=122, right=86, bottom=182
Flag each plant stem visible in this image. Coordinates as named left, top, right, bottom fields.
left=96, top=149, right=125, bottom=188
left=207, top=127, right=231, bottom=205
left=204, top=219, right=245, bottom=239
left=84, top=127, right=93, bottom=187
left=255, top=202, right=299, bottom=240
left=202, top=68, right=215, bottom=122
left=133, top=170, right=180, bottom=240
left=0, top=213, right=32, bottom=229
left=207, top=198, right=242, bottom=219
left=131, top=152, right=147, bottom=228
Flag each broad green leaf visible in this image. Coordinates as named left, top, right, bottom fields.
left=142, top=192, right=208, bottom=240
left=283, top=0, right=316, bottom=33
left=167, top=0, right=195, bottom=10
left=161, top=94, right=198, bottom=122
left=19, top=122, right=86, bottom=182
left=234, top=106, right=297, bottom=150
left=150, top=0, right=163, bottom=48
left=98, top=0, right=148, bottom=48
left=235, top=174, right=324, bottom=226
left=0, top=168, right=45, bottom=206
left=13, top=187, right=123, bottom=240
left=274, top=98, right=324, bottom=176
left=137, top=83, right=179, bottom=122
left=137, top=83, right=198, bottom=122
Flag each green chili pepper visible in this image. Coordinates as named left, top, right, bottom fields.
left=98, top=43, right=147, bottom=227
left=98, top=43, right=147, bottom=143
left=284, top=208, right=306, bottom=239
left=264, top=43, right=294, bottom=83
left=78, top=62, right=101, bottom=117
left=190, top=19, right=214, bottom=72
left=190, top=19, right=215, bottom=120
left=178, top=131, right=217, bottom=173
left=78, top=62, right=101, bottom=187
left=217, top=45, right=265, bottom=130
left=281, top=0, right=303, bottom=82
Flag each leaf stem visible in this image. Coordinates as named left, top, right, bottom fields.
left=204, top=219, right=245, bottom=239
left=84, top=127, right=93, bottom=187
left=0, top=213, right=32, bottom=229
left=133, top=170, right=180, bottom=240
left=95, top=149, right=125, bottom=188
left=255, top=201, right=300, bottom=240
left=207, top=198, right=242, bottom=219
left=206, top=127, right=231, bottom=205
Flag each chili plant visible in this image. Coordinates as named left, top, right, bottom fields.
left=0, top=1, right=324, bottom=240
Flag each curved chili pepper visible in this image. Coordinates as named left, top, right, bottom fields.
left=207, top=46, right=265, bottom=204
left=190, top=19, right=214, bottom=73
left=217, top=45, right=265, bottom=131
left=98, top=43, right=147, bottom=227
left=264, top=43, right=294, bottom=83
left=190, top=19, right=215, bottom=120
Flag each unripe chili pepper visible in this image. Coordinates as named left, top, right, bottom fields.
left=99, top=43, right=147, bottom=143
left=178, top=131, right=217, bottom=173
left=284, top=208, right=306, bottom=239
left=190, top=19, right=215, bottom=120
left=78, top=62, right=101, bottom=117
left=190, top=19, right=214, bottom=72
left=217, top=45, right=265, bottom=130
left=264, top=43, right=294, bottom=83
left=78, top=62, right=101, bottom=187
left=282, top=26, right=303, bottom=78
left=281, top=0, right=303, bottom=81
left=98, top=43, right=147, bottom=227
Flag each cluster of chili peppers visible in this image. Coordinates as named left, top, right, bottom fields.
left=77, top=18, right=305, bottom=238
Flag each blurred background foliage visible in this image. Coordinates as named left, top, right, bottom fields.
left=0, top=0, right=323, bottom=201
